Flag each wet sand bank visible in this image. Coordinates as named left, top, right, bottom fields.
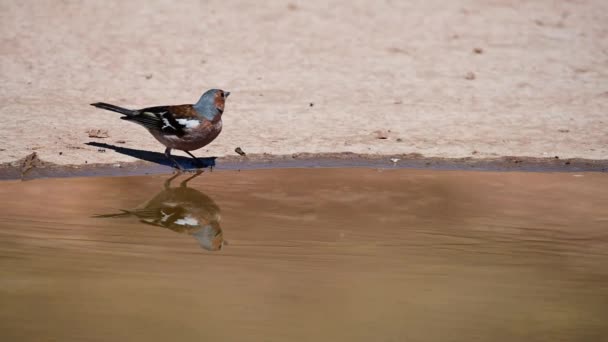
left=1, top=152, right=607, bottom=181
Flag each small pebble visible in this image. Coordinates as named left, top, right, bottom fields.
left=375, top=130, right=389, bottom=139
left=87, top=129, right=109, bottom=138
left=235, top=147, right=246, bottom=156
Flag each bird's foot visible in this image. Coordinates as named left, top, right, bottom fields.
left=164, top=147, right=186, bottom=171
left=164, top=172, right=182, bottom=188
left=180, top=170, right=203, bottom=187
left=184, top=152, right=203, bottom=169
left=171, top=161, right=185, bottom=171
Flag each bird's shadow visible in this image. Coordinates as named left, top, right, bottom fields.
left=86, top=142, right=216, bottom=169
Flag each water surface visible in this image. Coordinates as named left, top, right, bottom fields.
left=1, top=169, right=607, bottom=341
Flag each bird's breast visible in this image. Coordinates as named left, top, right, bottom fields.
left=148, top=118, right=222, bottom=151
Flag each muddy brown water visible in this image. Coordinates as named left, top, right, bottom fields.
left=1, top=168, right=607, bottom=341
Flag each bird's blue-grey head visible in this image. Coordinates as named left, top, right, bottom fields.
left=192, top=222, right=224, bottom=251
left=193, top=89, right=230, bottom=121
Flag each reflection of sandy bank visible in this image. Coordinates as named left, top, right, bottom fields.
left=1, top=1, right=607, bottom=167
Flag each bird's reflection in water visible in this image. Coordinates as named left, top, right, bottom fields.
left=96, top=172, right=224, bottom=251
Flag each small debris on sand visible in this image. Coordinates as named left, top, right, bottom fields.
left=396, top=138, right=403, bottom=142
left=144, top=74, right=153, bottom=80
left=473, top=47, right=483, bottom=54
left=97, top=149, right=106, bottom=153
left=374, top=130, right=390, bottom=139
left=472, top=150, right=478, bottom=155
left=87, top=129, right=109, bottom=138
left=20, top=152, right=43, bottom=177
left=387, top=47, right=408, bottom=54
left=59, top=152, right=63, bottom=155
left=465, top=72, right=476, bottom=80
left=558, top=129, right=570, bottom=133
left=115, top=140, right=126, bottom=144
left=309, top=102, right=314, bottom=107
left=235, top=147, right=246, bottom=156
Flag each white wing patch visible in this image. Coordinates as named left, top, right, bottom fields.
left=160, top=210, right=173, bottom=222
left=156, top=111, right=175, bottom=130
left=174, top=216, right=199, bottom=226
left=176, top=118, right=200, bottom=129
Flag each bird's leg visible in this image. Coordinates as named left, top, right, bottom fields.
left=180, top=170, right=203, bottom=187
left=163, top=172, right=182, bottom=189
left=165, top=147, right=184, bottom=171
left=185, top=151, right=205, bottom=169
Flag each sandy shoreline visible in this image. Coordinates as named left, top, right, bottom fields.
left=1, top=1, right=607, bottom=168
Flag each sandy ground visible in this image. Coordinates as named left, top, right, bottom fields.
left=1, top=0, right=607, bottom=166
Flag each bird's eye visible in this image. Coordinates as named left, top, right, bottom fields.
left=220, top=92, right=225, bottom=98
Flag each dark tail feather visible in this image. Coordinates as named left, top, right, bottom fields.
left=92, top=209, right=132, bottom=218
left=90, top=102, right=135, bottom=116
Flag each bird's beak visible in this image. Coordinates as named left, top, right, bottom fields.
left=224, top=91, right=230, bottom=98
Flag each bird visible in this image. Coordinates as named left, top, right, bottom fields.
left=91, top=89, right=230, bottom=170
left=94, top=172, right=225, bottom=251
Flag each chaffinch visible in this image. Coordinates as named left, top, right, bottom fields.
left=91, top=89, right=230, bottom=170
left=95, top=172, right=225, bottom=251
